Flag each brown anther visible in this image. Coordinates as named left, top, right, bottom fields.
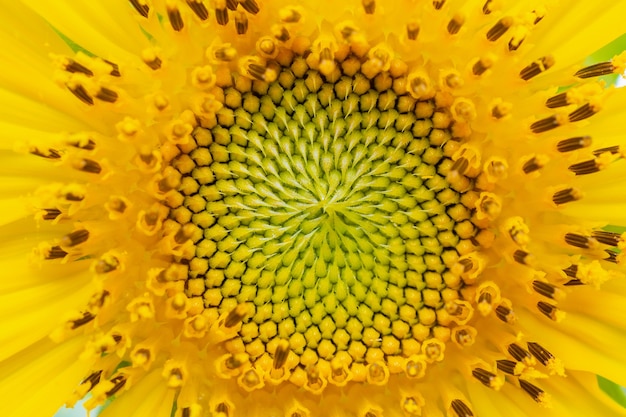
left=532, top=281, right=561, bottom=299
left=105, top=375, right=127, bottom=397
left=406, top=21, right=420, bottom=40
left=482, top=0, right=493, bottom=14
left=62, top=229, right=90, bottom=247
left=30, top=147, right=61, bottom=159
left=593, top=145, right=620, bottom=156
left=491, top=102, right=511, bottom=119
left=537, top=301, right=560, bottom=321
left=433, top=0, right=446, bottom=10
left=527, top=342, right=554, bottom=366
left=508, top=36, right=525, bottom=51
left=64, top=59, right=94, bottom=76
left=362, top=0, right=375, bottom=14
left=564, top=233, right=595, bottom=249
left=568, top=103, right=599, bottom=122
left=75, top=158, right=102, bottom=174
left=495, top=304, right=515, bottom=323
left=67, top=137, right=96, bottom=150
left=240, top=0, right=260, bottom=14
left=592, top=230, right=622, bottom=246
left=186, top=0, right=209, bottom=20
left=531, top=115, right=562, bottom=134
left=486, top=17, right=513, bottom=41
left=273, top=340, right=290, bottom=369
left=519, top=379, right=546, bottom=403
left=166, top=6, right=184, bottom=31
left=130, top=0, right=150, bottom=17
left=562, top=264, right=578, bottom=279
left=519, top=56, right=554, bottom=81
left=522, top=156, right=546, bottom=174
left=213, top=46, right=237, bottom=62
left=216, top=403, right=230, bottom=416
left=82, top=370, right=103, bottom=390
left=604, top=250, right=619, bottom=263
left=532, top=9, right=545, bottom=24
left=224, top=304, right=248, bottom=327
left=472, top=57, right=493, bottom=76
left=235, top=11, right=248, bottom=35
left=447, top=13, right=464, bottom=35
left=450, top=399, right=473, bottom=417
left=103, top=60, right=121, bottom=77
left=552, top=187, right=582, bottom=205
left=215, top=1, right=229, bottom=25
left=64, top=191, right=84, bottom=201
left=71, top=312, right=96, bottom=329
left=96, top=87, right=118, bottom=103
left=496, top=359, right=520, bottom=375
left=68, top=84, right=94, bottom=105
left=556, top=136, right=591, bottom=152
left=451, top=157, right=469, bottom=176
left=575, top=61, right=616, bottom=79
left=46, top=245, right=68, bottom=260
left=513, top=249, right=532, bottom=265
left=95, top=254, right=120, bottom=274
left=41, top=208, right=62, bottom=220
left=471, top=368, right=497, bottom=388
left=225, top=354, right=245, bottom=369
left=272, top=25, right=290, bottom=42
left=226, top=0, right=237, bottom=10
left=508, top=343, right=532, bottom=363
left=568, top=159, right=599, bottom=175
left=545, top=92, right=570, bottom=108
left=143, top=52, right=162, bottom=70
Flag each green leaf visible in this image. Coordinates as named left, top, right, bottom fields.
left=598, top=375, right=626, bottom=408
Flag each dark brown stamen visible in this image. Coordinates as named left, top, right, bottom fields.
left=604, top=250, right=619, bottom=263
left=104, top=60, right=121, bottom=77
left=406, top=22, right=420, bottom=40
left=564, top=278, right=583, bottom=286
left=447, top=14, right=464, bottom=35
left=30, top=148, right=61, bottom=159
left=42, top=208, right=62, bottom=220
left=433, top=0, right=446, bottom=10
left=495, top=304, right=515, bottom=323
left=527, top=342, right=554, bottom=366
left=513, top=249, right=531, bottom=265
left=65, top=60, right=94, bottom=76
left=76, top=158, right=102, bottom=174
left=129, top=0, right=150, bottom=18
left=556, top=136, right=591, bottom=153
left=562, top=264, right=578, bottom=278
left=240, top=0, right=260, bottom=14
left=592, top=230, right=622, bottom=246
left=215, top=5, right=229, bottom=25
left=235, top=11, right=248, bottom=35
left=95, top=87, right=118, bottom=103
left=575, top=61, right=615, bottom=79
left=552, top=188, right=581, bottom=205
left=68, top=85, right=94, bottom=105
left=226, top=0, right=238, bottom=10
left=496, top=359, right=519, bottom=375
left=105, top=375, right=127, bottom=397
left=167, top=7, right=184, bottom=31
left=568, top=159, right=599, bottom=175
left=520, top=56, right=554, bottom=81
left=65, top=192, right=84, bottom=202
left=508, top=36, right=524, bottom=51
left=62, top=229, right=90, bottom=247
left=82, top=370, right=103, bottom=391
left=273, top=343, right=290, bottom=369
left=362, top=0, right=375, bottom=14
left=450, top=399, right=473, bottom=417
left=471, top=368, right=497, bottom=388
left=532, top=280, right=560, bottom=299
left=224, top=305, right=248, bottom=327
left=519, top=379, right=545, bottom=403
left=472, top=58, right=491, bottom=76
left=186, top=0, right=209, bottom=20
left=593, top=145, right=620, bottom=156
left=522, top=156, right=545, bottom=173
left=564, top=233, right=593, bottom=249
left=182, top=408, right=191, bottom=417
left=530, top=115, right=561, bottom=133
left=545, top=92, right=569, bottom=108
left=508, top=343, right=532, bottom=362
left=46, top=245, right=68, bottom=260
left=482, top=0, right=493, bottom=14
left=71, top=312, right=96, bottom=329
left=537, top=301, right=560, bottom=320
left=145, top=56, right=162, bottom=70
left=569, top=103, right=598, bottom=122
left=486, top=17, right=512, bottom=41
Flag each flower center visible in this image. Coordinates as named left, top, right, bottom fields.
left=171, top=47, right=482, bottom=392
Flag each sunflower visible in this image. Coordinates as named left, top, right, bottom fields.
left=3, top=0, right=626, bottom=416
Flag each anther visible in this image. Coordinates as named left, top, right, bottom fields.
left=568, top=103, right=599, bottom=122
left=186, top=0, right=209, bottom=20
left=210, top=45, right=237, bottom=62
left=527, top=342, right=554, bottom=366
left=472, top=56, right=494, bottom=76
left=142, top=48, right=162, bottom=70
left=81, top=370, right=103, bottom=391
left=240, top=0, right=260, bottom=14
left=564, top=233, right=596, bottom=249
left=552, top=187, right=582, bottom=205
left=406, top=21, right=420, bottom=40
left=45, top=245, right=68, bottom=260
left=491, top=101, right=511, bottom=119
left=224, top=353, right=247, bottom=370
left=215, top=1, right=229, bottom=25
left=556, top=136, right=591, bottom=152
left=74, top=158, right=102, bottom=174
left=433, top=0, right=446, bottom=10
left=224, top=304, right=248, bottom=328
left=495, top=304, right=515, bottom=323
left=95, top=87, right=118, bottom=103
left=362, top=0, right=375, bottom=14
left=496, top=359, right=521, bottom=375
left=273, top=340, right=290, bottom=369
left=272, top=25, right=290, bottom=42
left=105, top=375, right=127, bottom=397
left=519, top=379, right=547, bottom=404
left=61, top=229, right=90, bottom=247
left=71, top=312, right=96, bottom=329
left=519, top=56, right=555, bottom=80
left=575, top=62, right=617, bottom=79
left=486, top=17, right=513, bottom=41
left=103, top=59, right=121, bottom=77
left=537, top=301, right=562, bottom=321
left=513, top=249, right=533, bottom=265
left=562, top=264, right=578, bottom=279
left=167, top=5, right=184, bottom=31
left=68, top=84, right=94, bottom=105
left=522, top=155, right=548, bottom=174
left=593, top=145, right=620, bottom=156
left=531, top=115, right=564, bottom=134
left=482, top=0, right=493, bottom=14
left=130, top=0, right=150, bottom=17
left=95, top=253, right=120, bottom=274
left=235, top=11, right=248, bottom=35
left=568, top=159, right=599, bottom=175
left=447, top=13, right=465, bottom=35
left=592, top=230, right=622, bottom=246
left=226, top=0, right=237, bottom=10
left=472, top=368, right=501, bottom=389
left=30, top=147, right=61, bottom=159
left=450, top=399, right=473, bottom=417
left=508, top=343, right=533, bottom=364
left=63, top=59, right=94, bottom=76
left=532, top=281, right=563, bottom=300
left=41, top=208, right=62, bottom=220
left=545, top=92, right=570, bottom=108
